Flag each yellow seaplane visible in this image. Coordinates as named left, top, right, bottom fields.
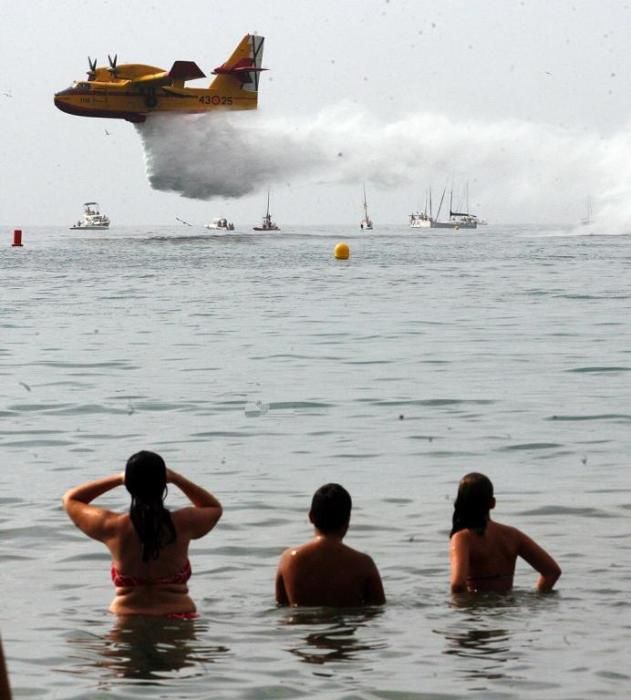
left=54, top=34, right=265, bottom=124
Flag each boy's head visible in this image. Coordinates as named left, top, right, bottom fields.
left=309, top=483, right=352, bottom=535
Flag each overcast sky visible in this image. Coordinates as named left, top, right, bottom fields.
left=2, top=0, right=631, bottom=226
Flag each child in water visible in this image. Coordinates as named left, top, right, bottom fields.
left=276, top=483, right=385, bottom=607
left=449, top=473, right=561, bottom=594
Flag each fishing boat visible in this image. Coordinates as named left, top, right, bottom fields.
left=206, top=217, right=234, bottom=231
left=70, top=202, right=110, bottom=230
left=360, top=184, right=373, bottom=230
left=253, top=192, right=280, bottom=231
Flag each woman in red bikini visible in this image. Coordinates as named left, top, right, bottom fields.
left=449, top=473, right=561, bottom=594
left=63, top=451, right=222, bottom=616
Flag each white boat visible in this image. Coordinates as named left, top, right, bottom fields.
left=409, top=187, right=442, bottom=229
left=360, top=184, right=373, bottom=230
left=409, top=211, right=433, bottom=229
left=70, top=202, right=110, bottom=230
left=206, top=217, right=234, bottom=231
left=409, top=186, right=479, bottom=230
left=253, top=191, right=280, bottom=231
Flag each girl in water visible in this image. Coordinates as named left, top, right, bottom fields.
left=63, top=451, right=222, bottom=616
left=449, top=472, right=561, bottom=594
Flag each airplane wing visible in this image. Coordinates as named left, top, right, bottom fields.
left=128, top=72, right=170, bottom=86
left=124, top=62, right=205, bottom=87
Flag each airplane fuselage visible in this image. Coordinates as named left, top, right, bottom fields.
left=54, top=81, right=257, bottom=123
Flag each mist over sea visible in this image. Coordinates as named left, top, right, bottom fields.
left=136, top=109, right=631, bottom=229
left=1, top=223, right=630, bottom=699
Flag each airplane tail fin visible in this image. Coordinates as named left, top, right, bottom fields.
left=209, top=34, right=266, bottom=97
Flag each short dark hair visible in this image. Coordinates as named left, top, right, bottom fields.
left=310, top=483, right=352, bottom=534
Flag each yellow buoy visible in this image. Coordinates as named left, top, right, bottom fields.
left=334, top=241, right=350, bottom=260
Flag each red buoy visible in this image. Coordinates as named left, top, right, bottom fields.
left=11, top=229, right=23, bottom=247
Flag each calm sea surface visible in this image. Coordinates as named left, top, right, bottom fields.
left=1, top=223, right=630, bottom=699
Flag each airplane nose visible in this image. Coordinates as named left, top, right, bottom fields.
left=54, top=94, right=76, bottom=115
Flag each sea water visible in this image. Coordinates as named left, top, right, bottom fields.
left=0, top=224, right=630, bottom=699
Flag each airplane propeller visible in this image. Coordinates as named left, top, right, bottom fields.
left=107, top=54, right=118, bottom=76
left=86, top=56, right=97, bottom=80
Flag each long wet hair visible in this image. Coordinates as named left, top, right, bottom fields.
left=449, top=472, right=494, bottom=538
left=125, top=450, right=176, bottom=561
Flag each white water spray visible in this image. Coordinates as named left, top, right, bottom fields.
left=136, top=104, right=631, bottom=228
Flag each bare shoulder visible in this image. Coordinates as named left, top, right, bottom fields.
left=170, top=504, right=221, bottom=540
left=277, top=543, right=302, bottom=567
left=489, top=520, right=522, bottom=539
left=450, top=528, right=474, bottom=547
left=279, top=544, right=299, bottom=559
left=344, top=544, right=379, bottom=570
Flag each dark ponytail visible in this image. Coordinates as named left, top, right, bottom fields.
left=125, top=451, right=177, bottom=561
left=450, top=472, right=494, bottom=538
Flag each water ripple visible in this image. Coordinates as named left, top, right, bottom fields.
left=566, top=366, right=630, bottom=373
left=498, top=442, right=563, bottom=451
left=547, top=414, right=631, bottom=422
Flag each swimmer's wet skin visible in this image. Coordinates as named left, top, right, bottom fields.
left=62, top=452, right=222, bottom=616
left=275, top=483, right=385, bottom=607
left=449, top=473, right=561, bottom=594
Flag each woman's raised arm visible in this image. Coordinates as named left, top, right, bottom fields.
left=62, top=473, right=124, bottom=542
left=167, top=469, right=223, bottom=539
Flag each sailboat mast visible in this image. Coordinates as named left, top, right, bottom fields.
left=436, top=186, right=447, bottom=221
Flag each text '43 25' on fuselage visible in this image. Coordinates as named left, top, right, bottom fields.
left=54, top=34, right=266, bottom=124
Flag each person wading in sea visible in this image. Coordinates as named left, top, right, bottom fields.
left=449, top=472, right=561, bottom=594
left=275, top=483, right=385, bottom=607
left=63, top=450, right=222, bottom=616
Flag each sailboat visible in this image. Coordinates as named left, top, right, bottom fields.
left=446, top=184, right=478, bottom=229
left=409, top=188, right=436, bottom=228
left=580, top=197, right=593, bottom=226
left=360, top=184, right=373, bottom=230
left=409, top=184, right=479, bottom=230
left=253, top=191, right=280, bottom=231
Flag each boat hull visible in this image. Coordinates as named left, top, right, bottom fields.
left=69, top=225, right=110, bottom=230
left=431, top=221, right=477, bottom=230
left=410, top=219, right=477, bottom=230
